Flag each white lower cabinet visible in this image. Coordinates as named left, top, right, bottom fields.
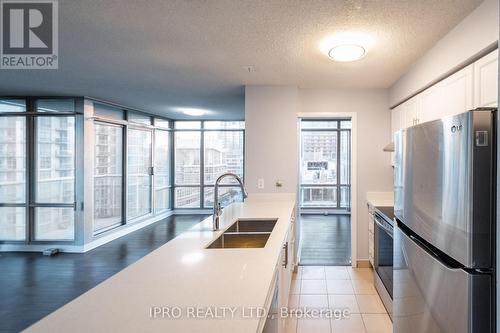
left=278, top=217, right=295, bottom=333
left=263, top=215, right=295, bottom=333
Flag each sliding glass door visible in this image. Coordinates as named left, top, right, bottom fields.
left=299, top=120, right=351, bottom=210
left=93, top=122, right=123, bottom=232
left=127, top=128, right=152, bottom=220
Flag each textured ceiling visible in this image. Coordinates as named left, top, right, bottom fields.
left=0, top=0, right=483, bottom=119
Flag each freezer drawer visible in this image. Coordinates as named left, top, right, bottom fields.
left=396, top=110, right=494, bottom=268
left=393, top=224, right=492, bottom=333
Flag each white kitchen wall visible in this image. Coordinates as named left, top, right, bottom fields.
left=245, top=86, right=393, bottom=262
left=389, top=0, right=499, bottom=106
left=245, top=86, right=300, bottom=194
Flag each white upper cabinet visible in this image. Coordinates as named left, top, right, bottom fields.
left=391, top=49, right=497, bottom=136
left=403, top=95, right=421, bottom=127
left=474, top=49, right=498, bottom=108
left=439, top=64, right=474, bottom=117
left=419, top=82, right=442, bottom=123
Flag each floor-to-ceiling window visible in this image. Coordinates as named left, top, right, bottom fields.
left=0, top=98, right=241, bottom=242
left=154, top=124, right=171, bottom=213
left=174, top=121, right=245, bottom=209
left=174, top=122, right=201, bottom=208
left=34, top=115, right=76, bottom=240
left=0, top=98, right=80, bottom=243
left=299, top=118, right=352, bottom=266
left=0, top=100, right=26, bottom=240
left=300, top=120, right=351, bottom=210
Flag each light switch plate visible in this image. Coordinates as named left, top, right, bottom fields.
left=257, top=178, right=265, bottom=189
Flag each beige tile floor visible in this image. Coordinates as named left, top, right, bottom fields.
left=286, top=266, right=392, bottom=333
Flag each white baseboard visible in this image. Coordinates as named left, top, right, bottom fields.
left=83, top=210, right=174, bottom=252
left=0, top=244, right=84, bottom=253
left=356, top=258, right=371, bottom=268
left=172, top=209, right=212, bottom=215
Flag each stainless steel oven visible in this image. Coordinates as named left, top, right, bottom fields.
left=374, top=209, right=393, bottom=319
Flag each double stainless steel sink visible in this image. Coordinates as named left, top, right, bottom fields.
left=206, top=218, right=278, bottom=249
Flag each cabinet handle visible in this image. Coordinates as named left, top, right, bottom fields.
left=283, top=242, right=288, bottom=268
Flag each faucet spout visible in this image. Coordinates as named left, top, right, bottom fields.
left=213, top=172, right=247, bottom=231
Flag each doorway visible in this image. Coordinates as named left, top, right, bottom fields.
left=298, top=119, right=352, bottom=266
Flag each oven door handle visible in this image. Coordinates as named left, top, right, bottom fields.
left=374, top=218, right=394, bottom=238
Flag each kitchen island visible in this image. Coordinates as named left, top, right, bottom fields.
left=24, top=193, right=297, bottom=333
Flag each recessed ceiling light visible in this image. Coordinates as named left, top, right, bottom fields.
left=328, top=44, right=366, bottom=62
left=174, top=107, right=209, bottom=116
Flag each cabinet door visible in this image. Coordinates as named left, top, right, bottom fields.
left=403, top=96, right=420, bottom=127
left=419, top=83, right=442, bottom=123
left=474, top=49, right=498, bottom=108
left=279, top=225, right=293, bottom=310
left=278, top=227, right=293, bottom=333
left=439, top=64, right=474, bottom=117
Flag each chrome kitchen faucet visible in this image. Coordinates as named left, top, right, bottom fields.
left=213, top=173, right=248, bottom=231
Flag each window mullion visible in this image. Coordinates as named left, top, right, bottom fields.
left=200, top=122, right=205, bottom=208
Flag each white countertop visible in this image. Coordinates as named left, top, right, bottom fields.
left=366, top=191, right=394, bottom=207
left=25, top=193, right=296, bottom=333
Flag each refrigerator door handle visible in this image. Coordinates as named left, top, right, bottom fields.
left=397, top=220, right=463, bottom=270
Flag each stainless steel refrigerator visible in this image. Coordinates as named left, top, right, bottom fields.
left=393, top=108, right=496, bottom=333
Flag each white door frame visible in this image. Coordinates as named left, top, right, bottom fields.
left=297, top=112, right=358, bottom=268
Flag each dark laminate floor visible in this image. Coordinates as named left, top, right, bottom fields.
left=299, top=214, right=351, bottom=266
left=0, top=214, right=209, bottom=333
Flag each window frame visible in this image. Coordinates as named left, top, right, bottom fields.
left=299, top=118, right=351, bottom=211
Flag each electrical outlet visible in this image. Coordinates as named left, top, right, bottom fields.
left=257, top=178, right=265, bottom=189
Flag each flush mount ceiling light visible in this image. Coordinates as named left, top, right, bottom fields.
left=174, top=107, right=209, bottom=117
left=328, top=44, right=366, bottom=62
left=320, top=32, right=373, bottom=63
